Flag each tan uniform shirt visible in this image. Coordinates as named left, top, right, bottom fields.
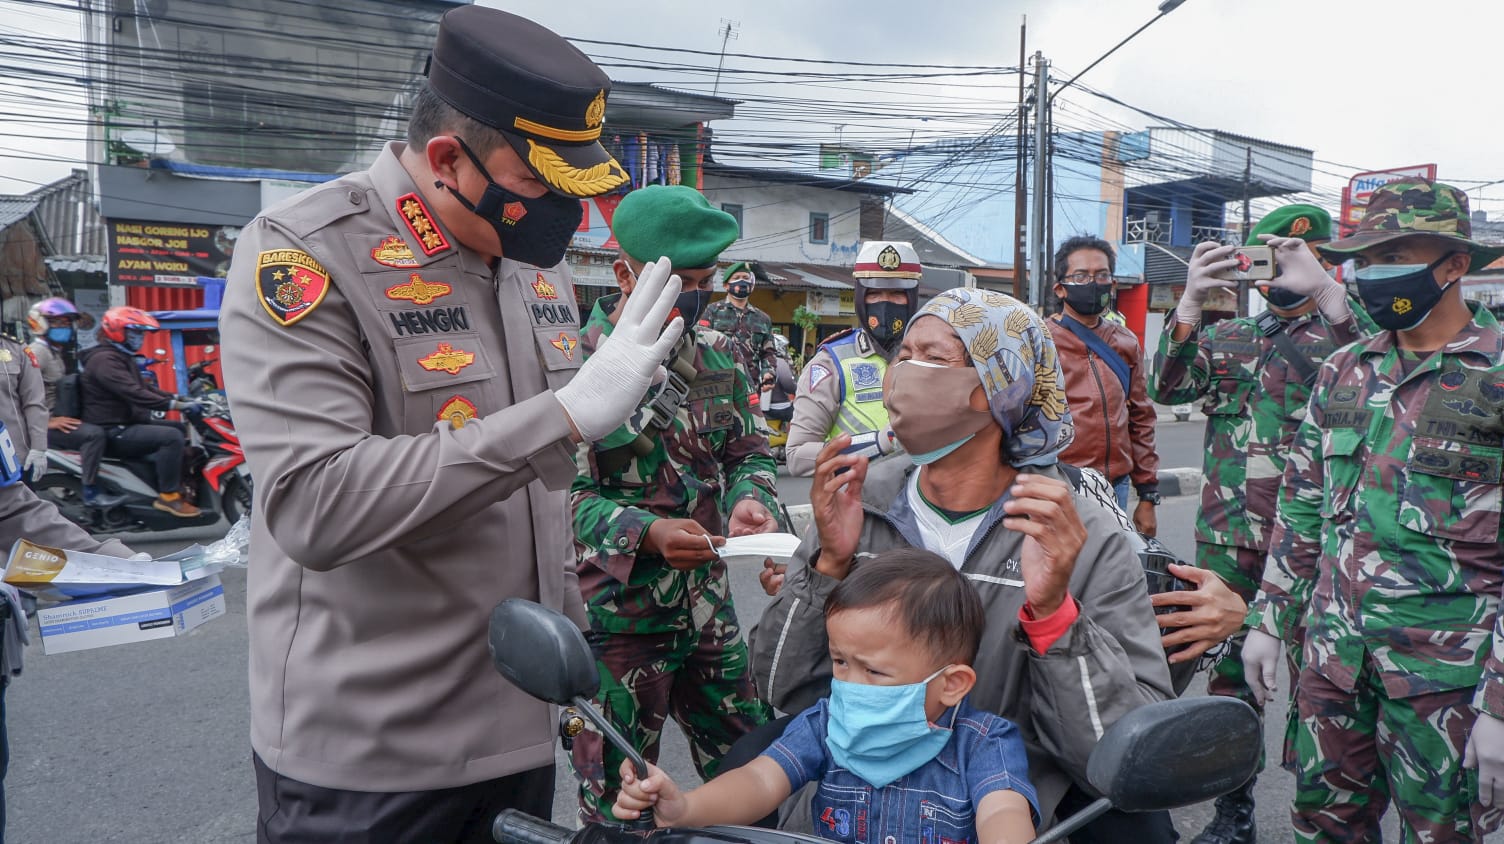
left=221, top=142, right=588, bottom=792
left=785, top=329, right=883, bottom=478
left=27, top=339, right=64, bottom=412
left=0, top=337, right=48, bottom=458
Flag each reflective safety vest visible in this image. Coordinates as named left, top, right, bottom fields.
left=823, top=332, right=891, bottom=439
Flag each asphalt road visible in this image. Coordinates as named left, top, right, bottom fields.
left=4, top=422, right=1467, bottom=841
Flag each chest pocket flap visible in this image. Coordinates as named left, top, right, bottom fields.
left=1400, top=436, right=1504, bottom=544
left=393, top=333, right=495, bottom=392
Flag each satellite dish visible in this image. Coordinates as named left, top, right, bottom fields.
left=117, top=129, right=177, bottom=158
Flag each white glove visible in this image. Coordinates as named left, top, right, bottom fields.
left=23, top=450, right=46, bottom=481
left=1466, top=712, right=1504, bottom=807
left=1241, top=628, right=1283, bottom=707
left=1175, top=241, right=1240, bottom=327
left=1259, top=235, right=1352, bottom=324
left=555, top=258, right=685, bottom=443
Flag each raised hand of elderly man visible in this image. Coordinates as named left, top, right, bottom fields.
left=810, top=433, right=868, bottom=581
left=1002, top=473, right=1087, bottom=618
left=1258, top=234, right=1353, bottom=324
left=1152, top=563, right=1248, bottom=663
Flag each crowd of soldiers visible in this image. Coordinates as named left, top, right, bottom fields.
left=2, top=5, right=1500, bottom=844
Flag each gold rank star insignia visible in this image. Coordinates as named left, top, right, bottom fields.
left=396, top=192, right=451, bottom=257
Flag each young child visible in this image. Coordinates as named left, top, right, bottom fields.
left=614, top=548, right=1038, bottom=843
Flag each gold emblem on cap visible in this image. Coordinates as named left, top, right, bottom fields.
left=877, top=245, right=902, bottom=271
left=1289, top=216, right=1312, bottom=237
left=586, top=90, right=606, bottom=129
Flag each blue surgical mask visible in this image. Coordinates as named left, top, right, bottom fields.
left=122, top=329, right=145, bottom=353
left=826, top=665, right=952, bottom=788
left=911, top=434, right=975, bottom=465
left=45, top=326, right=73, bottom=344
left=1353, top=254, right=1457, bottom=332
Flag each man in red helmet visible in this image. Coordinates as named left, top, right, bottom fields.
left=78, top=307, right=203, bottom=517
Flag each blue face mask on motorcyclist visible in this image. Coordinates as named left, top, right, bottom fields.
left=825, top=665, right=952, bottom=788
left=46, top=326, right=73, bottom=345
left=1353, top=253, right=1459, bottom=332
left=122, top=328, right=146, bottom=353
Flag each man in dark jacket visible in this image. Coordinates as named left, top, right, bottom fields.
left=79, top=307, right=201, bottom=517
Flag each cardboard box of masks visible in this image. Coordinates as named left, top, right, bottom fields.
left=32, top=574, right=225, bottom=655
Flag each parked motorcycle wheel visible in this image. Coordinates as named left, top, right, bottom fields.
left=222, top=475, right=253, bottom=525
left=34, top=472, right=95, bottom=529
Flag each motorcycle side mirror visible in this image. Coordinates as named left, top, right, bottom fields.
left=488, top=598, right=598, bottom=704
left=1031, top=697, right=1260, bottom=844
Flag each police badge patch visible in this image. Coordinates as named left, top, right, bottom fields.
left=257, top=249, right=331, bottom=326
left=851, top=362, right=881, bottom=389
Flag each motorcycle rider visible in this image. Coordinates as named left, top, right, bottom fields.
left=784, top=240, right=921, bottom=477
left=79, top=307, right=203, bottom=517
left=25, top=298, right=121, bottom=507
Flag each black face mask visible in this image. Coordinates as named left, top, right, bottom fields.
left=1263, top=286, right=1311, bottom=310
left=865, top=301, right=912, bottom=350
left=1061, top=282, right=1110, bottom=316
left=672, top=289, right=712, bottom=327
left=442, top=137, right=583, bottom=268
left=727, top=281, right=753, bottom=300
left=1353, top=254, right=1457, bottom=332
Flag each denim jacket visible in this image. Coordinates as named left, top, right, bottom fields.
left=761, top=696, right=1038, bottom=844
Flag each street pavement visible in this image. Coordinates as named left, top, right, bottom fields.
left=4, top=420, right=1475, bottom=841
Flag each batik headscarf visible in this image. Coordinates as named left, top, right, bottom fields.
left=913, top=287, right=1074, bottom=466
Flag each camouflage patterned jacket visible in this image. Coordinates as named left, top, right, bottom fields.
left=1249, top=304, right=1504, bottom=714
left=1149, top=311, right=1364, bottom=550
left=700, top=298, right=775, bottom=386
left=573, top=294, right=780, bottom=635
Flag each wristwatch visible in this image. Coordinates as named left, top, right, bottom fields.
left=1139, top=491, right=1163, bottom=506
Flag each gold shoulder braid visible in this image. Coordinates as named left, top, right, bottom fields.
left=527, top=140, right=629, bottom=195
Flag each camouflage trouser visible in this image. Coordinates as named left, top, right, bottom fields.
left=1197, top=542, right=1302, bottom=771
left=1293, top=660, right=1504, bottom=843
left=571, top=601, right=771, bottom=824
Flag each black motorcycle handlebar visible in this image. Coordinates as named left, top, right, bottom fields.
left=492, top=809, right=574, bottom=844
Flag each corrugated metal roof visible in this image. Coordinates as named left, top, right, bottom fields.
left=0, top=197, right=38, bottom=232
left=29, top=169, right=106, bottom=257
left=45, top=255, right=108, bottom=274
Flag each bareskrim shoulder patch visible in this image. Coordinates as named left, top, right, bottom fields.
left=257, top=249, right=330, bottom=326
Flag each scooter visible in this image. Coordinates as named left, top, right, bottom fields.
left=35, top=390, right=244, bottom=532
left=484, top=599, right=1262, bottom=844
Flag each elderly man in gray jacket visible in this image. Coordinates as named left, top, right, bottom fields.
left=752, top=288, right=1180, bottom=841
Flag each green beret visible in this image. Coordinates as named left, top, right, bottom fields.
left=1246, top=203, right=1332, bottom=245
left=611, top=185, right=740, bottom=269
left=724, top=261, right=753, bottom=279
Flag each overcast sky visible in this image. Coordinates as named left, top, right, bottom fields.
left=4, top=0, right=1503, bottom=217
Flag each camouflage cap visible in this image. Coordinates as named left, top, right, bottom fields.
left=1320, top=179, right=1504, bottom=272
left=1246, top=203, right=1331, bottom=246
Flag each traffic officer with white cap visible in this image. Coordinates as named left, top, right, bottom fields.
left=220, top=7, right=685, bottom=841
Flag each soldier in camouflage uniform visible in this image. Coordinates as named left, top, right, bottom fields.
left=570, top=185, right=780, bottom=824
left=1151, top=204, right=1371, bottom=844
left=701, top=261, right=776, bottom=388
left=1245, top=180, right=1504, bottom=842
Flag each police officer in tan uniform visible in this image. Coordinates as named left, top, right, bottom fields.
left=0, top=333, right=47, bottom=484
left=220, top=8, right=686, bottom=842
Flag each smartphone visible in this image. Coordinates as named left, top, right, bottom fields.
left=1212, top=245, right=1276, bottom=282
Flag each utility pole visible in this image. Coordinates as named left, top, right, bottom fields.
left=1013, top=16, right=1028, bottom=301
left=712, top=19, right=740, bottom=98
left=1028, top=52, right=1050, bottom=311
left=1240, top=146, right=1252, bottom=318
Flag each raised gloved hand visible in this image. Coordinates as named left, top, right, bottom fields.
left=1175, top=241, right=1240, bottom=327
left=23, top=450, right=47, bottom=482
left=1241, top=628, right=1283, bottom=707
left=172, top=398, right=204, bottom=418
left=1259, top=234, right=1352, bottom=324
left=555, top=258, right=685, bottom=443
left=1466, top=712, right=1504, bottom=807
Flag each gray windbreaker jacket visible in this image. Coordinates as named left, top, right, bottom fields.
left=750, top=457, right=1174, bottom=823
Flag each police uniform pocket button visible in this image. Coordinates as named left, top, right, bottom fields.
left=348, top=189, right=363, bottom=205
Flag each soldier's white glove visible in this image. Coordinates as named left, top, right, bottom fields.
left=1259, top=235, right=1353, bottom=324
left=23, top=450, right=46, bottom=481
left=556, top=258, right=685, bottom=443
left=1176, top=242, right=1240, bottom=327
left=1241, top=627, right=1283, bottom=707
left=1465, top=712, right=1504, bottom=807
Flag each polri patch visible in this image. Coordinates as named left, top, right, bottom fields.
left=370, top=235, right=420, bottom=268
left=808, top=364, right=831, bottom=389
left=385, top=272, right=452, bottom=305
left=438, top=395, right=478, bottom=429
left=257, top=249, right=331, bottom=326
left=417, top=342, right=476, bottom=375
left=396, top=193, right=450, bottom=256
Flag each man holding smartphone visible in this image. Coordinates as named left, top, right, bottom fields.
left=1151, top=204, right=1366, bottom=844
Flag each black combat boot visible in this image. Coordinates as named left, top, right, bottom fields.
left=1191, top=777, right=1256, bottom=844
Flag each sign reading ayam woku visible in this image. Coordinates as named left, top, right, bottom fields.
left=1340, top=164, right=1438, bottom=231
left=107, top=219, right=241, bottom=286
